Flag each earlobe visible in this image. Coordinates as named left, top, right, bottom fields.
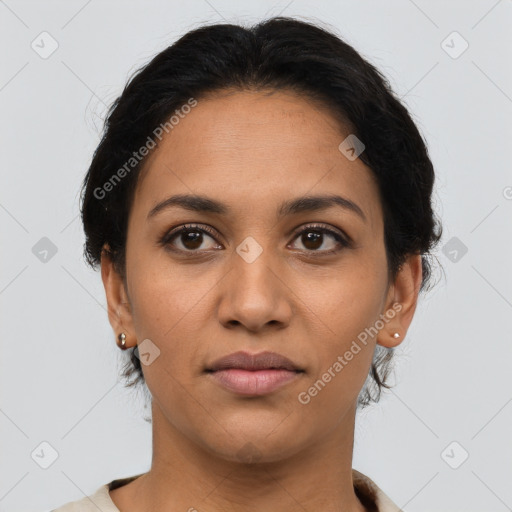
left=100, top=244, right=136, bottom=349
left=377, top=253, right=423, bottom=348
left=116, top=332, right=130, bottom=350
left=377, top=303, right=405, bottom=348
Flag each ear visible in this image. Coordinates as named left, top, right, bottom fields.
left=377, top=253, right=423, bottom=348
left=100, top=244, right=136, bottom=349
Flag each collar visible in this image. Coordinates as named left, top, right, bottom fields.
left=59, top=469, right=402, bottom=511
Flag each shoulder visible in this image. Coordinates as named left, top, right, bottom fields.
left=353, top=469, right=403, bottom=512
left=49, top=473, right=144, bottom=512
left=50, top=484, right=118, bottom=512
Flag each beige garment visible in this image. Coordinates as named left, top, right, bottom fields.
left=51, top=469, right=402, bottom=511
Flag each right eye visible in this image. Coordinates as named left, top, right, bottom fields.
left=160, top=224, right=222, bottom=252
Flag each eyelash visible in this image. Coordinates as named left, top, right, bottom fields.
left=159, top=223, right=351, bottom=256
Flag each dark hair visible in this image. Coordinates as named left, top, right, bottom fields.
left=80, top=16, right=443, bottom=408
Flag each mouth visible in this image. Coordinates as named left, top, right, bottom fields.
left=205, top=351, right=304, bottom=396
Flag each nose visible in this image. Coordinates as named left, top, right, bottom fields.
left=217, top=248, right=293, bottom=333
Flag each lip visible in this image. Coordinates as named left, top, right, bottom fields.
left=206, top=350, right=302, bottom=372
left=205, top=351, right=304, bottom=396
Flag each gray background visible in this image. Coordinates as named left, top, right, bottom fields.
left=1, top=1, right=511, bottom=511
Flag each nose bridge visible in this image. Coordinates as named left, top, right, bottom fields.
left=233, top=234, right=279, bottom=301
left=217, top=234, right=291, bottom=331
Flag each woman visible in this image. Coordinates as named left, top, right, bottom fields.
left=52, top=16, right=441, bottom=512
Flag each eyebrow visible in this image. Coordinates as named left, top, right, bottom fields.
left=147, top=193, right=367, bottom=222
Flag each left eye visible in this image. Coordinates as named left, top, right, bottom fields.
left=288, top=226, right=349, bottom=253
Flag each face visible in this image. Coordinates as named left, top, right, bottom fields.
left=103, top=88, right=419, bottom=463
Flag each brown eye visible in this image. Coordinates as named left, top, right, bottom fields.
left=177, top=229, right=206, bottom=250
left=300, top=231, right=324, bottom=250
left=289, top=225, right=350, bottom=254
left=161, top=224, right=221, bottom=252
left=160, top=223, right=350, bottom=256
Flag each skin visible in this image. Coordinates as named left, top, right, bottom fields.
left=101, top=88, right=422, bottom=511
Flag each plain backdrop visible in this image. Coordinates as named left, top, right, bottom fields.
left=1, top=1, right=511, bottom=511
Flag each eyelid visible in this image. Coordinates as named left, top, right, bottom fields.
left=289, top=222, right=351, bottom=244
left=161, top=222, right=352, bottom=253
left=161, top=223, right=221, bottom=245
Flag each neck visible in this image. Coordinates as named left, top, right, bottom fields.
left=116, top=399, right=367, bottom=512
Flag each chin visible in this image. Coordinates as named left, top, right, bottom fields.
left=210, top=440, right=300, bottom=465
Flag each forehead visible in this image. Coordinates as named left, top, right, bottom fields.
left=133, top=89, right=382, bottom=230
left=144, top=88, right=351, bottom=163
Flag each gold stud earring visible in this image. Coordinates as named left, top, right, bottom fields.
left=117, top=332, right=128, bottom=350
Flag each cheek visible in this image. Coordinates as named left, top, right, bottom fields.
left=126, top=257, right=221, bottom=384
left=128, top=253, right=211, bottom=335
left=294, top=301, right=379, bottom=424
left=303, top=253, right=388, bottom=335
left=126, top=270, right=204, bottom=422
left=298, top=257, right=388, bottom=397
